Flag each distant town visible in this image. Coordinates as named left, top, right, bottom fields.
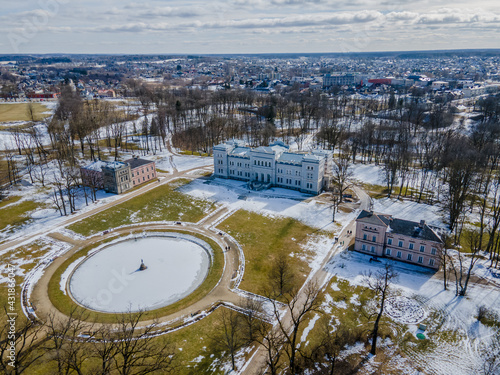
left=1, top=50, right=500, bottom=375
left=1, top=50, right=499, bottom=102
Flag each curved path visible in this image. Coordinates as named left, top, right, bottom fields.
left=29, top=221, right=245, bottom=333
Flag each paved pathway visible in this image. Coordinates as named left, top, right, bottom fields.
left=240, top=185, right=371, bottom=375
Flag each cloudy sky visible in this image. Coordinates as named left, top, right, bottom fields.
left=1, top=0, right=499, bottom=54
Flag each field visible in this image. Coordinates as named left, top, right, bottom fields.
left=218, top=210, right=325, bottom=295
left=0, top=199, right=45, bottom=233
left=67, top=179, right=216, bottom=236
left=0, top=102, right=51, bottom=122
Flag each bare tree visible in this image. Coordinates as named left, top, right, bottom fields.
left=332, top=151, right=354, bottom=203
left=0, top=313, right=46, bottom=375
left=268, top=253, right=295, bottom=298
left=364, top=263, right=398, bottom=355
left=210, top=307, right=248, bottom=372
left=45, top=307, right=92, bottom=375
left=267, top=280, right=321, bottom=375
left=449, top=229, right=482, bottom=296
left=112, top=310, right=176, bottom=375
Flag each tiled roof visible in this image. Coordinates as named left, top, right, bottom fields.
left=124, top=158, right=154, bottom=169
left=356, top=210, right=442, bottom=243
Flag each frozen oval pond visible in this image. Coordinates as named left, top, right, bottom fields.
left=68, top=235, right=211, bottom=313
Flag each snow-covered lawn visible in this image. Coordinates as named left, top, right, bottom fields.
left=324, top=249, right=500, bottom=375
left=180, top=177, right=356, bottom=232
left=351, top=163, right=385, bottom=185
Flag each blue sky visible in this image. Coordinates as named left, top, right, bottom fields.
left=1, top=0, right=499, bottom=54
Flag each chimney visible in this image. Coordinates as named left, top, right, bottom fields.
left=419, top=220, right=426, bottom=228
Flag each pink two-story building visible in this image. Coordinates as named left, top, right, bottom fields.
left=354, top=210, right=443, bottom=269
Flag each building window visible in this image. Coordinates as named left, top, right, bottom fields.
left=429, top=259, right=435, bottom=266
left=420, top=245, right=425, bottom=252
left=386, top=248, right=391, bottom=256
left=363, top=234, right=367, bottom=240
left=387, top=238, right=393, bottom=245
left=431, top=247, right=437, bottom=255
left=409, top=243, right=414, bottom=250
left=372, top=236, right=376, bottom=242
left=143, top=177, right=145, bottom=181
left=398, top=240, right=403, bottom=247
left=407, top=253, right=412, bottom=261
left=397, top=251, right=402, bottom=258
left=418, top=256, right=423, bottom=264
left=371, top=246, right=375, bottom=253
left=362, top=244, right=366, bottom=251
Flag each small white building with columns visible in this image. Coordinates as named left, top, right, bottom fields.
left=213, top=140, right=333, bottom=195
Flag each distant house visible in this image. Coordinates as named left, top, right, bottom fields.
left=80, top=157, right=156, bottom=195
left=354, top=210, right=443, bottom=269
left=26, top=92, right=59, bottom=99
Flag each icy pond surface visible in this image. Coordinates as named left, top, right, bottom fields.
left=69, top=236, right=211, bottom=313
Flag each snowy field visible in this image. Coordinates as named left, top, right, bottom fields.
left=180, top=177, right=357, bottom=232
left=326, top=250, right=500, bottom=375
left=154, top=154, right=213, bottom=172
left=351, top=163, right=386, bottom=185
left=69, top=236, right=210, bottom=313
left=373, top=197, right=445, bottom=227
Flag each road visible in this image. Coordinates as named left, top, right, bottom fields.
left=240, top=185, right=371, bottom=375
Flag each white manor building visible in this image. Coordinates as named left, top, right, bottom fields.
left=213, top=140, right=333, bottom=195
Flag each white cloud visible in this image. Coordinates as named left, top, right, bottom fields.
left=0, top=1, right=499, bottom=53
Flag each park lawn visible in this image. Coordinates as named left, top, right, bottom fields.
left=217, top=210, right=316, bottom=295
left=0, top=195, right=22, bottom=209
left=296, top=275, right=410, bottom=374
left=0, top=239, right=55, bottom=317
left=167, top=306, right=256, bottom=374
left=67, top=179, right=216, bottom=236
left=0, top=103, right=51, bottom=122
left=19, top=307, right=253, bottom=375
left=0, top=199, right=45, bottom=232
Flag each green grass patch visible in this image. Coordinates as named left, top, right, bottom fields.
left=67, top=179, right=216, bottom=236
left=0, top=195, right=22, bottom=209
left=362, top=183, right=390, bottom=199
left=179, top=150, right=211, bottom=157
left=47, top=230, right=224, bottom=324
left=217, top=210, right=323, bottom=295
left=0, top=199, right=45, bottom=232
left=168, top=306, right=255, bottom=374
left=0, top=103, right=51, bottom=123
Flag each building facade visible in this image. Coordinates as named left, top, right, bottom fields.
left=102, top=162, right=132, bottom=194
left=354, top=210, right=443, bottom=269
left=81, top=157, right=156, bottom=195
left=213, top=140, right=332, bottom=195
left=127, top=157, right=157, bottom=187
